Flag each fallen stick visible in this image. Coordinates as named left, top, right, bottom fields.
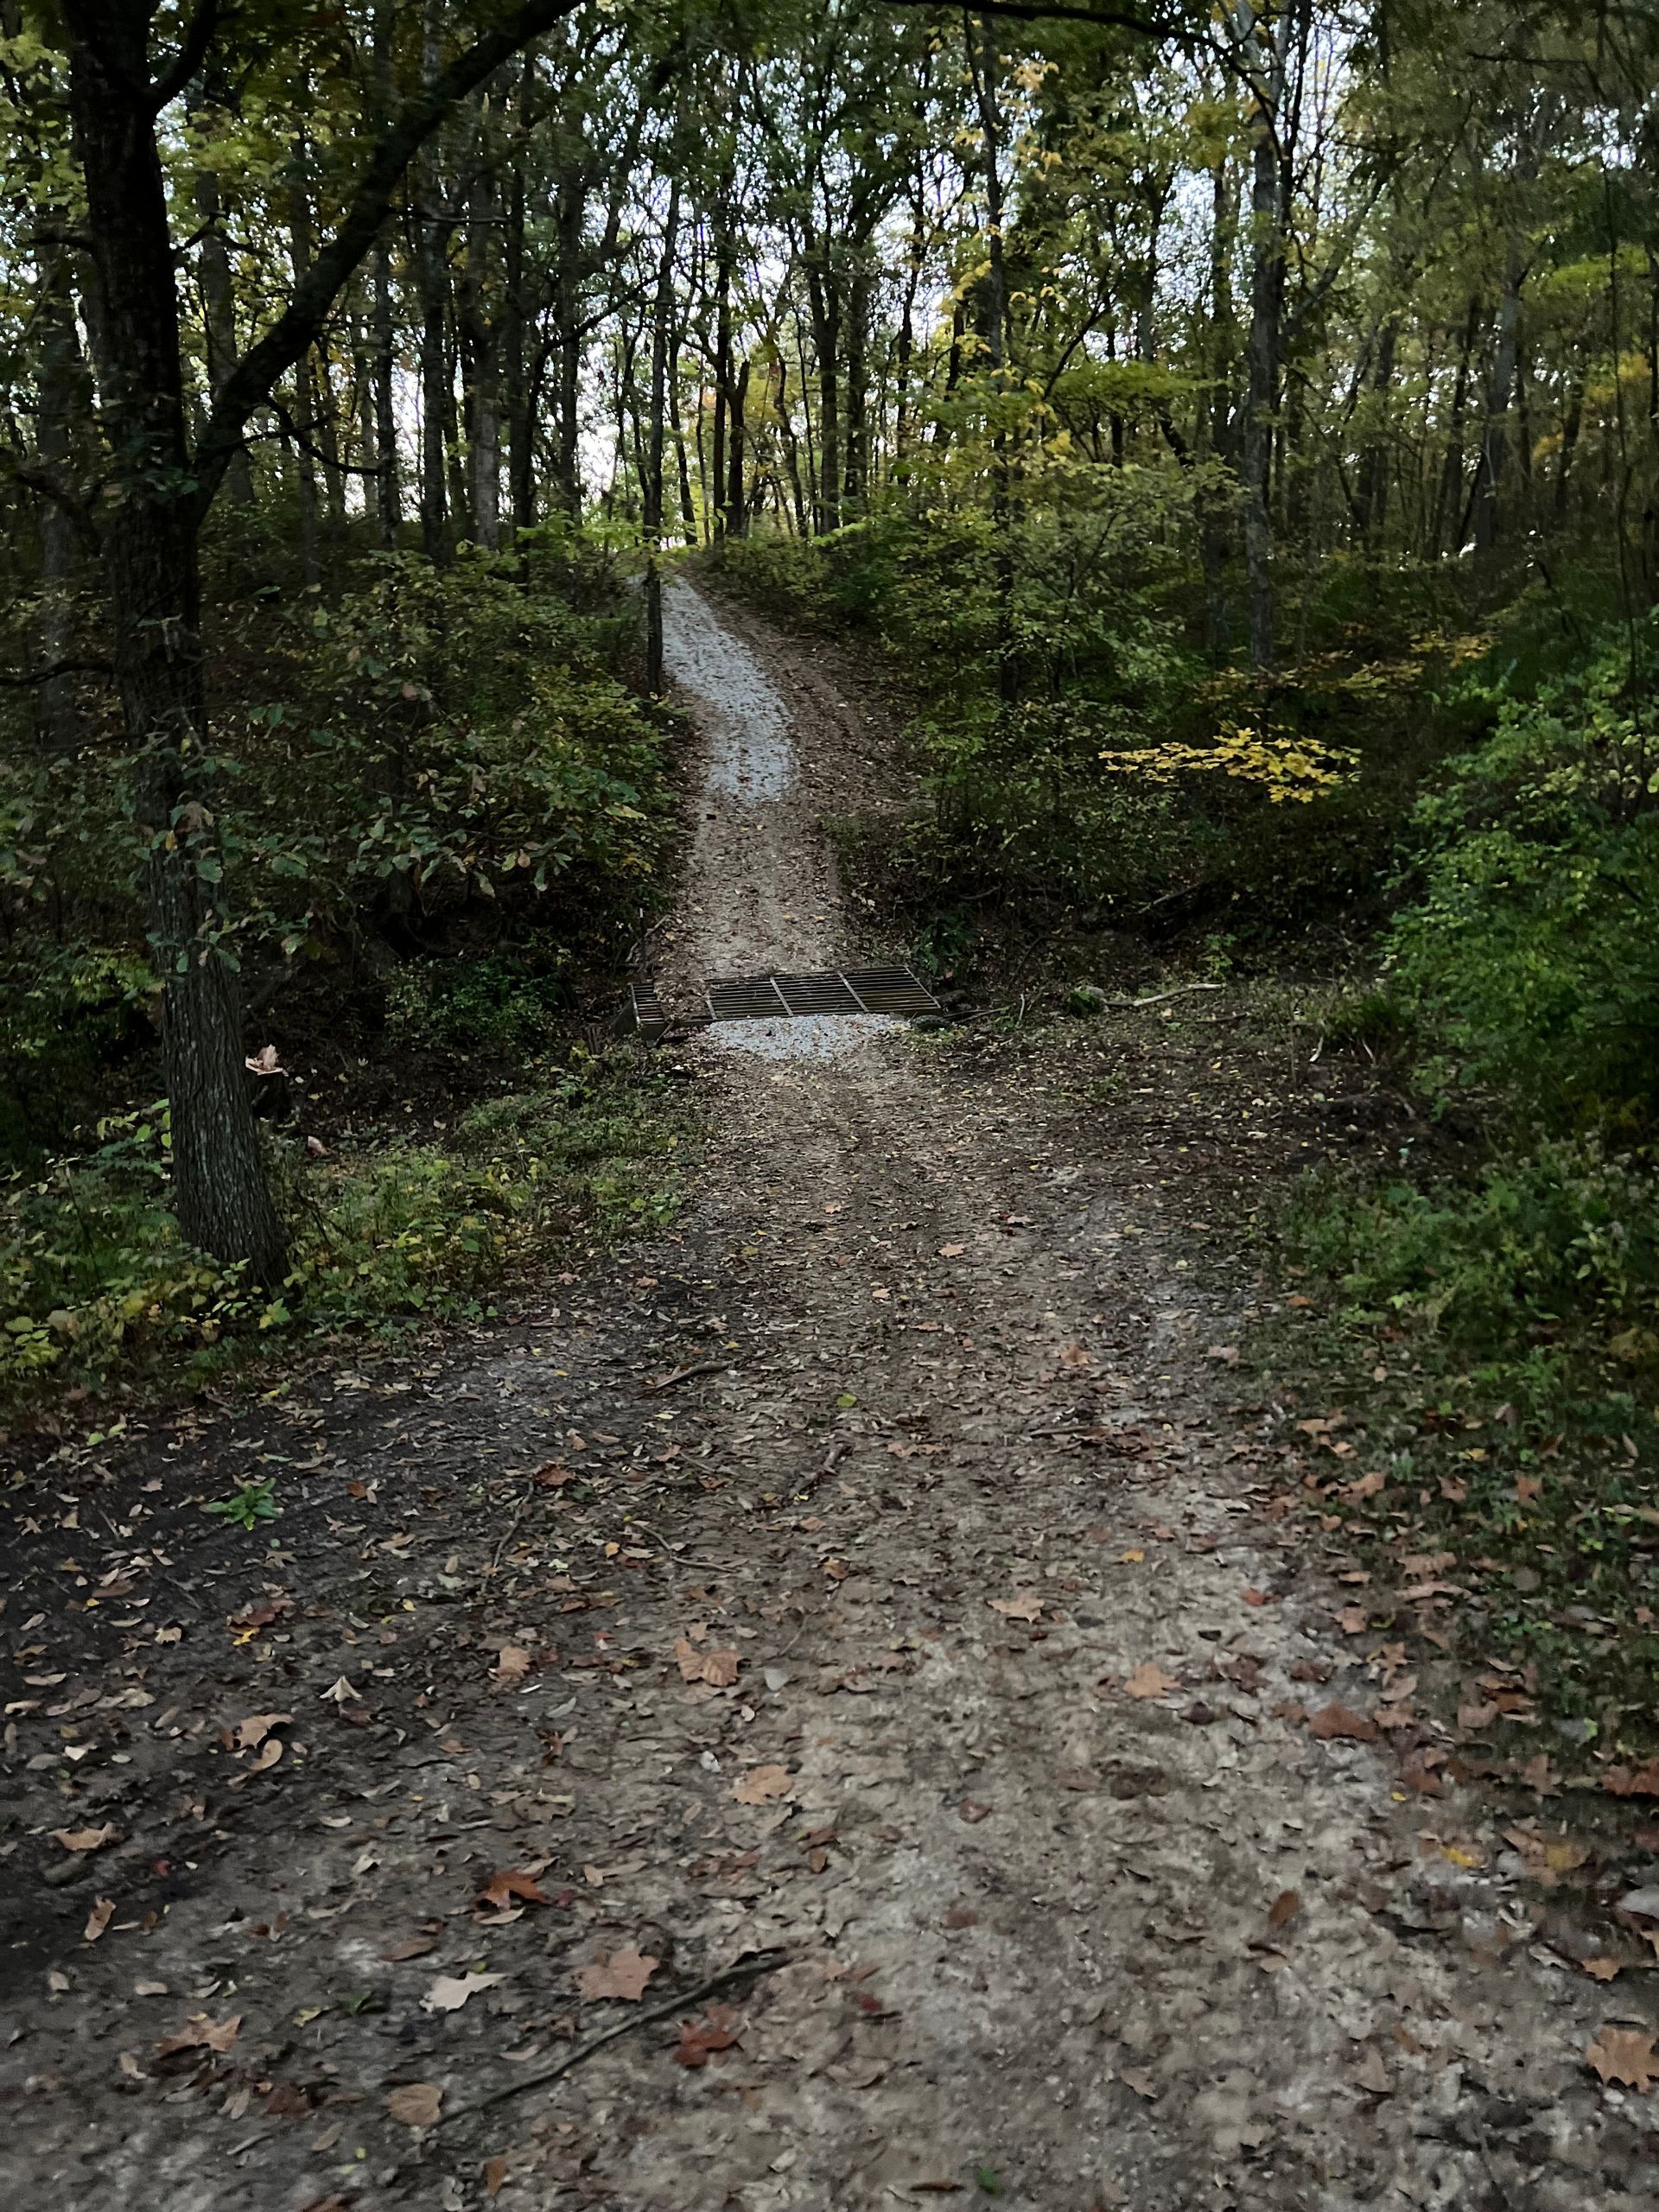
left=435, top=1947, right=792, bottom=2127
left=1108, top=983, right=1224, bottom=1009
left=644, top=1357, right=732, bottom=1393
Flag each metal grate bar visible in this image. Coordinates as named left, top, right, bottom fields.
left=701, top=964, right=940, bottom=1024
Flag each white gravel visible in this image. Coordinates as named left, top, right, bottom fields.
left=662, top=577, right=795, bottom=801
left=705, top=1013, right=898, bottom=1061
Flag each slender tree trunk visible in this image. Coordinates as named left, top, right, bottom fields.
left=726, top=358, right=749, bottom=538
left=645, top=179, right=679, bottom=692
left=805, top=257, right=842, bottom=532
left=194, top=148, right=254, bottom=506
left=63, top=3, right=287, bottom=1282
left=460, top=110, right=502, bottom=552
left=288, top=156, right=322, bottom=587
left=1240, top=11, right=1289, bottom=671
left=711, top=177, right=735, bottom=538
left=552, top=179, right=586, bottom=515
left=844, top=255, right=871, bottom=515
left=416, top=0, right=450, bottom=561
left=33, top=242, right=91, bottom=749
left=969, top=10, right=1017, bottom=705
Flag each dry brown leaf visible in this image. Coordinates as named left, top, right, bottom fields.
left=1122, top=1662, right=1181, bottom=1700
left=1267, top=1889, right=1301, bottom=1929
left=676, top=1637, right=741, bottom=1687
left=1307, top=1703, right=1378, bottom=1742
left=483, top=2156, right=510, bottom=2196
left=51, top=1824, right=117, bottom=1853
left=387, top=2082, right=443, bottom=2128
left=479, top=1869, right=550, bottom=1910
left=234, top=1712, right=290, bottom=1750
left=492, top=1645, right=531, bottom=1686
left=575, top=1949, right=660, bottom=2002
left=988, top=1592, right=1044, bottom=1623
left=731, top=1763, right=795, bottom=1804
left=1058, top=1342, right=1092, bottom=1370
left=673, top=2003, right=741, bottom=2069
left=157, top=2012, right=241, bottom=2057
left=1585, top=2025, right=1659, bottom=2090
left=379, top=1936, right=435, bottom=1961
left=243, top=1738, right=283, bottom=1775
left=1603, top=1760, right=1659, bottom=1799
left=84, top=1897, right=114, bottom=1942
left=1582, top=1957, right=1622, bottom=1982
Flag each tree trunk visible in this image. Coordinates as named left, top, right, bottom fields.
left=33, top=242, right=92, bottom=750
left=1242, top=31, right=1287, bottom=671
left=63, top=3, right=287, bottom=1283
left=460, top=105, right=502, bottom=553
left=645, top=180, right=679, bottom=692
left=844, top=255, right=871, bottom=515
left=969, top=10, right=1017, bottom=706
left=194, top=151, right=254, bottom=506
left=726, top=358, right=749, bottom=539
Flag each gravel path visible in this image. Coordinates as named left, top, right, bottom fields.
left=2, top=579, right=1649, bottom=2211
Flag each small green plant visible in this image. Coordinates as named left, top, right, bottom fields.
left=205, top=1478, right=280, bottom=1530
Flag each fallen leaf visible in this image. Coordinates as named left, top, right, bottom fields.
left=673, top=2003, right=741, bottom=2069
left=1123, top=1662, right=1181, bottom=1700
left=483, top=2156, right=510, bottom=2196
left=1205, top=1344, right=1240, bottom=1364
left=1604, top=1760, right=1659, bottom=1799
left=676, top=1637, right=741, bottom=1687
left=988, top=1592, right=1044, bottom=1623
left=1354, top=2047, right=1392, bottom=2096
left=492, top=1646, right=531, bottom=1686
left=1583, top=1958, right=1622, bottom=1982
left=1268, top=1890, right=1301, bottom=1929
left=379, top=1936, right=435, bottom=1961
left=51, top=1824, right=117, bottom=1853
left=938, top=1243, right=966, bottom=1258
left=731, top=1764, right=795, bottom=1804
left=1585, top=2026, right=1659, bottom=2090
left=423, top=1972, right=505, bottom=2012
left=1058, top=1342, right=1092, bottom=1370
left=234, top=1712, right=291, bottom=1751
left=157, top=2012, right=241, bottom=2057
left=957, top=1799, right=993, bottom=1824
left=479, top=1869, right=550, bottom=1911
left=575, top=1949, right=660, bottom=2002
left=387, top=2082, right=442, bottom=2128
left=320, top=1675, right=361, bottom=1704
left=1307, top=1703, right=1378, bottom=1743
left=84, top=1897, right=114, bottom=1942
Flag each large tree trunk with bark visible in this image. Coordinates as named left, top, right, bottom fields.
left=63, top=3, right=287, bottom=1284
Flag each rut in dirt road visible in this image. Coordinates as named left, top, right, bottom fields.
left=3, top=583, right=1647, bottom=2212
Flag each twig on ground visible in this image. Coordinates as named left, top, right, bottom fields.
left=1109, top=983, right=1224, bottom=1009
left=435, top=1947, right=792, bottom=2126
left=644, top=1358, right=732, bottom=1393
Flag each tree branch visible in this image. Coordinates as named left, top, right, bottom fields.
left=149, top=0, right=228, bottom=115
left=190, top=0, right=584, bottom=521
left=880, top=0, right=1180, bottom=35
left=0, top=656, right=112, bottom=689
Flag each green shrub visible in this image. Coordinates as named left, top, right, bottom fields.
left=0, top=1067, right=692, bottom=1408
left=1289, top=1136, right=1659, bottom=1400
left=385, top=955, right=575, bottom=1055
left=1387, top=616, right=1659, bottom=1127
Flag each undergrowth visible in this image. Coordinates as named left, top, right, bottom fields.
left=0, top=1056, right=695, bottom=1421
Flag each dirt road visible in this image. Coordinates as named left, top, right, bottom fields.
left=3, top=582, right=1649, bottom=2209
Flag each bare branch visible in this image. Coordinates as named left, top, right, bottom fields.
left=191, top=0, right=585, bottom=521
left=150, top=0, right=228, bottom=115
